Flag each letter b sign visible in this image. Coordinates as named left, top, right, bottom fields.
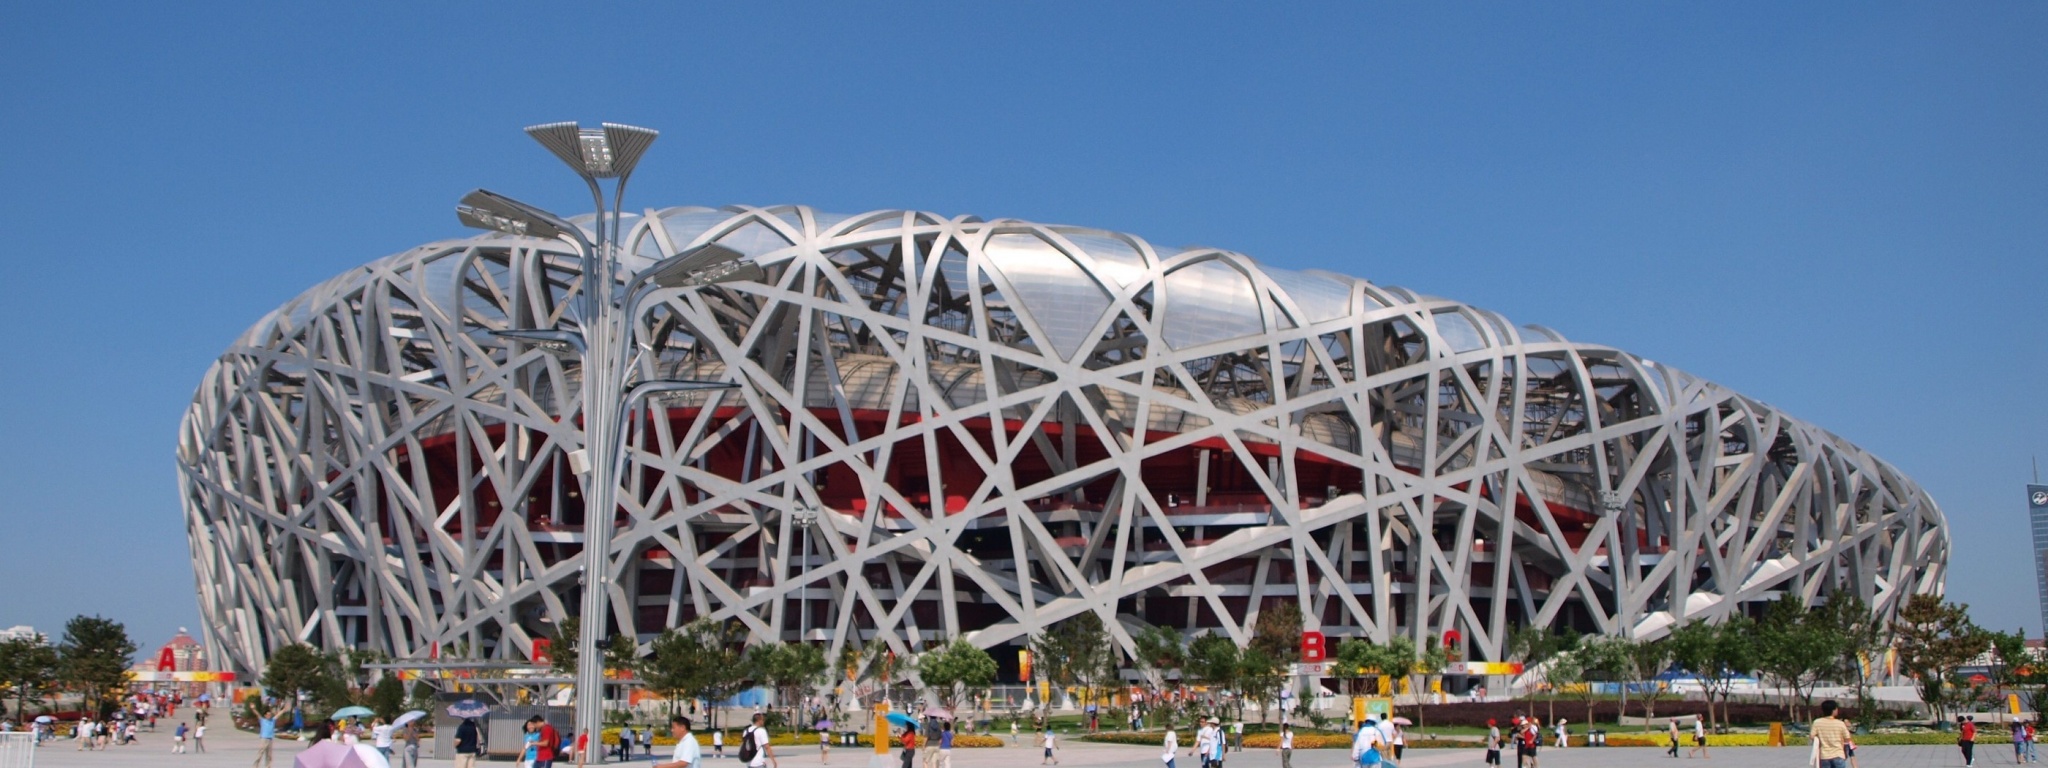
left=1300, top=631, right=1326, bottom=663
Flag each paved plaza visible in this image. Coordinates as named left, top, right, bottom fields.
left=14, top=724, right=2008, bottom=768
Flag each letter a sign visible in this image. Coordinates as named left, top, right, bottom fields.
left=1300, top=631, right=1326, bottom=663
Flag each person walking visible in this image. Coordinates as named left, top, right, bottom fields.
left=746, top=712, right=778, bottom=768
left=2020, top=721, right=2030, bottom=765
left=1351, top=717, right=1385, bottom=767
left=643, top=727, right=654, bottom=759
left=1011, top=720, right=1020, bottom=746
left=1810, top=700, right=1851, bottom=768
left=173, top=721, right=187, bottom=753
left=519, top=719, right=542, bottom=768
left=454, top=716, right=482, bottom=768
left=714, top=728, right=725, bottom=758
left=2025, top=720, right=2038, bottom=763
left=819, top=724, right=831, bottom=764
left=1520, top=718, right=1540, bottom=768
left=1192, top=719, right=1213, bottom=768
left=1666, top=719, right=1680, bottom=758
left=1554, top=718, right=1568, bottom=749
left=937, top=721, right=954, bottom=768
left=1041, top=726, right=1058, bottom=765
left=254, top=702, right=290, bottom=768
left=901, top=725, right=920, bottom=768
left=373, top=718, right=396, bottom=763
left=1686, top=716, right=1706, bottom=759
left=1276, top=723, right=1293, bottom=768
left=1959, top=716, right=1977, bottom=767
left=656, top=715, right=702, bottom=768
left=1162, top=725, right=1179, bottom=768
left=401, top=723, right=420, bottom=768
left=1484, top=719, right=1501, bottom=767
left=194, top=722, right=207, bottom=753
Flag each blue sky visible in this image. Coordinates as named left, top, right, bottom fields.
left=2, top=2, right=2044, bottom=650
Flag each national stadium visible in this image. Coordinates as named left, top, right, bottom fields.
left=178, top=204, right=1949, bottom=682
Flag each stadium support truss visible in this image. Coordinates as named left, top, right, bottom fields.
left=180, top=205, right=1948, bottom=680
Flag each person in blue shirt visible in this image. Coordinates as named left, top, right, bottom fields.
left=255, top=701, right=291, bottom=768
left=938, top=721, right=955, bottom=768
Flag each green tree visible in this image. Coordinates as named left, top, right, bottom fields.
left=1541, top=649, right=1583, bottom=723
left=1820, top=596, right=1888, bottom=730
left=1893, top=594, right=1985, bottom=720
left=368, top=673, right=406, bottom=721
left=1031, top=613, right=1115, bottom=717
left=546, top=617, right=639, bottom=680
left=1615, top=634, right=1673, bottom=725
left=57, top=615, right=136, bottom=717
left=261, top=643, right=347, bottom=713
left=1249, top=604, right=1304, bottom=668
left=747, top=642, right=829, bottom=732
left=1416, top=637, right=1450, bottom=729
left=1574, top=638, right=1625, bottom=727
left=638, top=619, right=750, bottom=727
left=1756, top=595, right=1837, bottom=722
left=1667, top=616, right=1756, bottom=730
left=1186, top=633, right=1243, bottom=717
left=0, top=636, right=59, bottom=718
left=1237, top=647, right=1287, bottom=724
left=915, top=639, right=998, bottom=709
left=1986, top=628, right=2030, bottom=711
left=1131, top=625, right=1186, bottom=723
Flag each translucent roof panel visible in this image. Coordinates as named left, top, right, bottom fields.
left=1264, top=266, right=1352, bottom=325
left=983, top=233, right=1112, bottom=360
left=1054, top=229, right=1149, bottom=288
left=1433, top=310, right=1488, bottom=353
left=1162, top=259, right=1264, bottom=349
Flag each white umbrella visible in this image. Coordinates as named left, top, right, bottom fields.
left=391, top=710, right=427, bottom=729
left=34, top=715, right=53, bottom=723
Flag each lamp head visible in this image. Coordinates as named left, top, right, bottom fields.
left=526, top=122, right=658, bottom=180
left=643, top=243, right=766, bottom=289
left=457, top=189, right=578, bottom=242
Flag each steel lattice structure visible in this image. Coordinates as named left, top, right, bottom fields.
left=180, top=205, right=1948, bottom=680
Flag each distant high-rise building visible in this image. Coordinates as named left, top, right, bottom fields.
left=2032, top=485, right=2048, bottom=632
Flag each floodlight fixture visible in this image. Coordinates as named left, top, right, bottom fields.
left=489, top=328, right=587, bottom=356
left=456, top=189, right=584, bottom=246
left=637, top=243, right=765, bottom=291
left=525, top=121, right=658, bottom=180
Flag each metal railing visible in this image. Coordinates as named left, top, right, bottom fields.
left=0, top=732, right=33, bottom=768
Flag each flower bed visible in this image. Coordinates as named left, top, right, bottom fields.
left=598, top=729, right=1005, bottom=749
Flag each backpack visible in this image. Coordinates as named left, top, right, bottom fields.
left=738, top=726, right=760, bottom=763
left=1521, top=728, right=1538, bottom=749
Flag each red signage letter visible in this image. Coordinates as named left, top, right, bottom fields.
left=1301, top=631, right=1326, bottom=663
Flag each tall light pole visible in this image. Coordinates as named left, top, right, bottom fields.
left=459, top=122, right=763, bottom=760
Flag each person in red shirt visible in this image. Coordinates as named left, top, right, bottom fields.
left=536, top=719, right=562, bottom=768
left=900, top=725, right=919, bottom=768
left=1958, top=716, right=1977, bottom=767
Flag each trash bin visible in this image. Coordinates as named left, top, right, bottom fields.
left=1590, top=729, right=1606, bottom=746
left=842, top=730, right=857, bottom=746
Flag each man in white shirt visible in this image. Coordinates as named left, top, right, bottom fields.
left=657, top=716, right=702, bottom=768
left=1190, top=721, right=1215, bottom=768
left=748, top=712, right=778, bottom=768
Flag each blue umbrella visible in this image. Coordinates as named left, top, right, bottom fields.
left=329, top=706, right=375, bottom=720
left=884, top=712, right=918, bottom=729
left=447, top=700, right=490, bottom=718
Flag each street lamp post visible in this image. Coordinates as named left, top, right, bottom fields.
left=459, top=122, right=762, bottom=761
